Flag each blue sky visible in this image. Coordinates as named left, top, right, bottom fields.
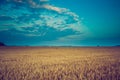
left=0, top=0, right=120, bottom=46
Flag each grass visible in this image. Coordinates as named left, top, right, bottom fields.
left=0, top=47, right=120, bottom=80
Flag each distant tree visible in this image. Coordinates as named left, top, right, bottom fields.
left=0, top=42, right=6, bottom=46
left=97, top=45, right=100, bottom=47
left=115, top=45, right=120, bottom=47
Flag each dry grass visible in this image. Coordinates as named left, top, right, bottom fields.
left=0, top=47, right=120, bottom=80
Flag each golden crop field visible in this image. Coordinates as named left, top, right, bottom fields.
left=0, top=47, right=120, bottom=80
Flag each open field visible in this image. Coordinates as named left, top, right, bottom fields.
left=0, top=47, right=120, bottom=80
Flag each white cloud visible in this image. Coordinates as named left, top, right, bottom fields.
left=42, top=5, right=66, bottom=13
left=40, top=0, right=49, bottom=2
left=1, top=0, right=88, bottom=38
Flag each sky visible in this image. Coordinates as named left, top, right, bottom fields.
left=0, top=0, right=120, bottom=46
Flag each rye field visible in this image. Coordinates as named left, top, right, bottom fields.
left=0, top=47, right=120, bottom=80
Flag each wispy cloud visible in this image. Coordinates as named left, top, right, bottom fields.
left=0, top=15, right=14, bottom=21
left=0, top=0, right=86, bottom=45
